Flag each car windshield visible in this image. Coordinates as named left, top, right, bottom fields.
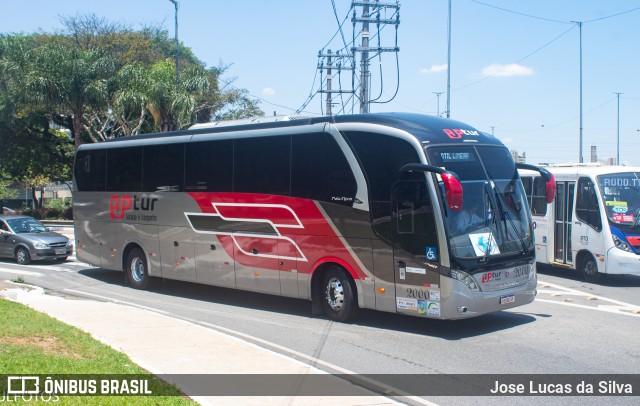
left=427, top=146, right=533, bottom=259
left=597, top=172, right=640, bottom=226
left=6, top=218, right=47, bottom=233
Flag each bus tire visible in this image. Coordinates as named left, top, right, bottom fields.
left=126, top=248, right=151, bottom=290
left=321, top=266, right=358, bottom=322
left=579, top=255, right=601, bottom=283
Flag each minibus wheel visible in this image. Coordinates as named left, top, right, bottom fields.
left=579, top=255, right=601, bottom=283
left=321, top=266, right=358, bottom=322
left=126, top=247, right=151, bottom=289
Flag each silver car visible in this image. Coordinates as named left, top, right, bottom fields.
left=0, top=215, right=73, bottom=265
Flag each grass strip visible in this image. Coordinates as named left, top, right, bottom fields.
left=0, top=298, right=197, bottom=405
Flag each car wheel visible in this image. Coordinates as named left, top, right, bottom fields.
left=126, top=248, right=151, bottom=290
left=15, top=247, right=31, bottom=265
left=580, top=255, right=601, bottom=283
left=321, top=266, right=358, bottom=322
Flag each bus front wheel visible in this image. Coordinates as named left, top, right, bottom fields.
left=321, top=266, right=358, bottom=322
left=579, top=255, right=601, bottom=283
left=126, top=248, right=151, bottom=290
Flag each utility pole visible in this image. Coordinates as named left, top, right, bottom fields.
left=359, top=1, right=370, bottom=113
left=169, top=0, right=179, bottom=89
left=446, top=0, right=452, bottom=118
left=432, top=92, right=443, bottom=116
left=318, top=50, right=354, bottom=116
left=351, top=0, right=400, bottom=114
left=572, top=20, right=583, bottom=163
left=326, top=50, right=333, bottom=115
left=615, top=91, right=623, bottom=165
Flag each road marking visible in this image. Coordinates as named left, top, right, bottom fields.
left=537, top=279, right=640, bottom=318
left=195, top=320, right=437, bottom=406
left=59, top=290, right=436, bottom=406
left=0, top=269, right=43, bottom=277
left=63, top=289, right=171, bottom=315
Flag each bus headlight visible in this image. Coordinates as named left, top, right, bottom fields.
left=451, top=269, right=480, bottom=292
left=612, top=234, right=633, bottom=252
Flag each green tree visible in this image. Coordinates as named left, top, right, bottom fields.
left=145, top=60, right=209, bottom=132
left=24, top=44, right=116, bottom=148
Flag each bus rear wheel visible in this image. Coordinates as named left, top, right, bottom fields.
left=321, top=266, right=358, bottom=322
left=580, top=255, right=601, bottom=283
left=126, top=248, right=151, bottom=290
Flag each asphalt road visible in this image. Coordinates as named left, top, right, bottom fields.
left=1, top=248, right=639, bottom=406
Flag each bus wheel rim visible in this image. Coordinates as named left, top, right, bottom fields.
left=131, top=257, right=145, bottom=282
left=585, top=260, right=596, bottom=275
left=325, top=277, right=344, bottom=311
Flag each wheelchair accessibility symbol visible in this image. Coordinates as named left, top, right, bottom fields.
left=426, top=246, right=438, bottom=261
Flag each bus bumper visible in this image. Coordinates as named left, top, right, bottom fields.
left=606, top=247, right=640, bottom=275
left=439, top=276, right=537, bottom=320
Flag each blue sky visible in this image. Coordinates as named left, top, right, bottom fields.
left=3, top=1, right=640, bottom=166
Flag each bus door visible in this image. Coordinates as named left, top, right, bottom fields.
left=554, top=181, right=575, bottom=265
left=391, top=180, right=441, bottom=316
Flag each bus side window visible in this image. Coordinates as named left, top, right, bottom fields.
left=291, top=132, right=356, bottom=205
left=576, top=177, right=602, bottom=231
left=521, top=176, right=532, bottom=206
left=531, top=177, right=548, bottom=216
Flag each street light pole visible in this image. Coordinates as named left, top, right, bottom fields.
left=571, top=21, right=583, bottom=163
left=615, top=92, right=623, bottom=165
left=169, top=0, right=179, bottom=89
left=446, top=0, right=452, bottom=118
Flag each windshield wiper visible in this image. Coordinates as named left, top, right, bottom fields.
left=487, top=182, right=529, bottom=255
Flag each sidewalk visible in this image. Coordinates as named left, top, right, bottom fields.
left=0, top=280, right=397, bottom=406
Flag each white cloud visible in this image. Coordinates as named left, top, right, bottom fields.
left=481, top=63, right=535, bottom=77
left=420, top=64, right=448, bottom=74
left=262, top=87, right=276, bottom=95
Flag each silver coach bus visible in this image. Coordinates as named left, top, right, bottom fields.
left=73, top=113, right=553, bottom=321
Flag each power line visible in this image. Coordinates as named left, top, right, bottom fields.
left=585, top=5, right=640, bottom=23
left=453, top=24, right=576, bottom=91
left=468, top=0, right=572, bottom=24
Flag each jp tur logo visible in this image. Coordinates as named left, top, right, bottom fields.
left=109, top=195, right=157, bottom=219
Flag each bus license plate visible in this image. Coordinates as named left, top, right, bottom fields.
left=500, top=294, right=515, bottom=305
left=55, top=248, right=66, bottom=255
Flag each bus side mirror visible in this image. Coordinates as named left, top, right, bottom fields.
left=516, top=163, right=555, bottom=204
left=545, top=172, right=556, bottom=204
left=441, top=173, right=463, bottom=211
left=399, top=163, right=463, bottom=212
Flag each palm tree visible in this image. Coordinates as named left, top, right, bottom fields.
left=145, top=59, right=209, bottom=132
left=24, top=44, right=116, bottom=148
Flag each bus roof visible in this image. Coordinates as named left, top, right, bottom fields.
left=82, top=113, right=504, bottom=149
left=520, top=164, right=640, bottom=178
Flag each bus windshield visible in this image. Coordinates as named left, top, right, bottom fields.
left=597, top=172, right=640, bottom=226
left=427, top=146, right=533, bottom=259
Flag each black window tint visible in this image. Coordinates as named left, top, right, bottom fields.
left=143, top=144, right=184, bottom=192
left=344, top=131, right=421, bottom=240
left=521, top=177, right=533, bottom=203
left=393, top=181, right=437, bottom=257
left=291, top=132, right=356, bottom=204
left=74, top=149, right=106, bottom=192
left=576, top=177, right=602, bottom=231
left=185, top=140, right=233, bottom=192
left=234, top=135, right=291, bottom=196
left=531, top=177, right=548, bottom=216
left=106, top=147, right=142, bottom=192
left=345, top=132, right=421, bottom=201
